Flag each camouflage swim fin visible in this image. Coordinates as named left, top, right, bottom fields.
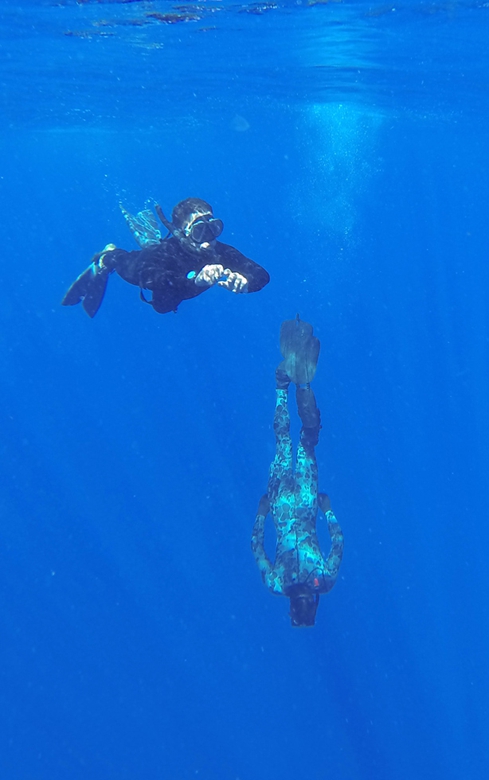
left=61, top=263, right=109, bottom=318
left=279, top=315, right=320, bottom=385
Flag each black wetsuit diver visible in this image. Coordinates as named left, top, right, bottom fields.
left=251, top=317, right=344, bottom=627
left=61, top=197, right=270, bottom=317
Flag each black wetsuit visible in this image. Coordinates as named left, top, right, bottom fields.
left=105, top=237, right=269, bottom=313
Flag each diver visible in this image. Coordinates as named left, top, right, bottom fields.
left=61, top=197, right=270, bottom=318
left=251, top=316, right=344, bottom=627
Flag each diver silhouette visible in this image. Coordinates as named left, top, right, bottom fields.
left=252, top=316, right=344, bottom=627
left=61, top=198, right=269, bottom=317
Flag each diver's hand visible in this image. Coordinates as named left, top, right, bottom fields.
left=194, top=263, right=225, bottom=287
left=318, top=493, right=332, bottom=513
left=218, top=269, right=249, bottom=293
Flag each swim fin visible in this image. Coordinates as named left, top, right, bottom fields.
left=279, top=315, right=320, bottom=385
left=120, top=203, right=163, bottom=247
left=296, top=386, right=321, bottom=429
left=61, top=263, right=110, bottom=318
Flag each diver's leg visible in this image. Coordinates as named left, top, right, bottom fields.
left=267, top=367, right=293, bottom=505
left=150, top=287, right=180, bottom=314
left=295, top=386, right=321, bottom=508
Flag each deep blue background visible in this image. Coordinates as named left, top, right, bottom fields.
left=1, top=3, right=489, bottom=778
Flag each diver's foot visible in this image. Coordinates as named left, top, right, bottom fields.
left=296, top=386, right=321, bottom=429
left=276, top=361, right=291, bottom=390
left=98, top=244, right=117, bottom=270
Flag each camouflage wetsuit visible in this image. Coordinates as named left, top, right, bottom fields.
left=251, top=386, right=344, bottom=596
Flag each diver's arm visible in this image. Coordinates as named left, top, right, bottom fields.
left=215, top=244, right=270, bottom=293
left=128, top=243, right=206, bottom=299
left=251, top=495, right=273, bottom=582
left=318, top=493, right=344, bottom=581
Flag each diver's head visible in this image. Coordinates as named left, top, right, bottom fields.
left=287, top=582, right=319, bottom=628
left=171, top=198, right=223, bottom=248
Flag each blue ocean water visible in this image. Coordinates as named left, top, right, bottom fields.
left=1, top=1, right=489, bottom=778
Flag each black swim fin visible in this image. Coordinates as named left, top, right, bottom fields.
left=279, top=315, right=320, bottom=385
left=61, top=263, right=110, bottom=318
left=296, top=386, right=321, bottom=429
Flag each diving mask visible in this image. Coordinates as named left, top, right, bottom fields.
left=184, top=214, right=223, bottom=244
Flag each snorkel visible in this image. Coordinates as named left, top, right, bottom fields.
left=155, top=203, right=183, bottom=239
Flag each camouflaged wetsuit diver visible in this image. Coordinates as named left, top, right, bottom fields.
left=251, top=374, right=344, bottom=611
